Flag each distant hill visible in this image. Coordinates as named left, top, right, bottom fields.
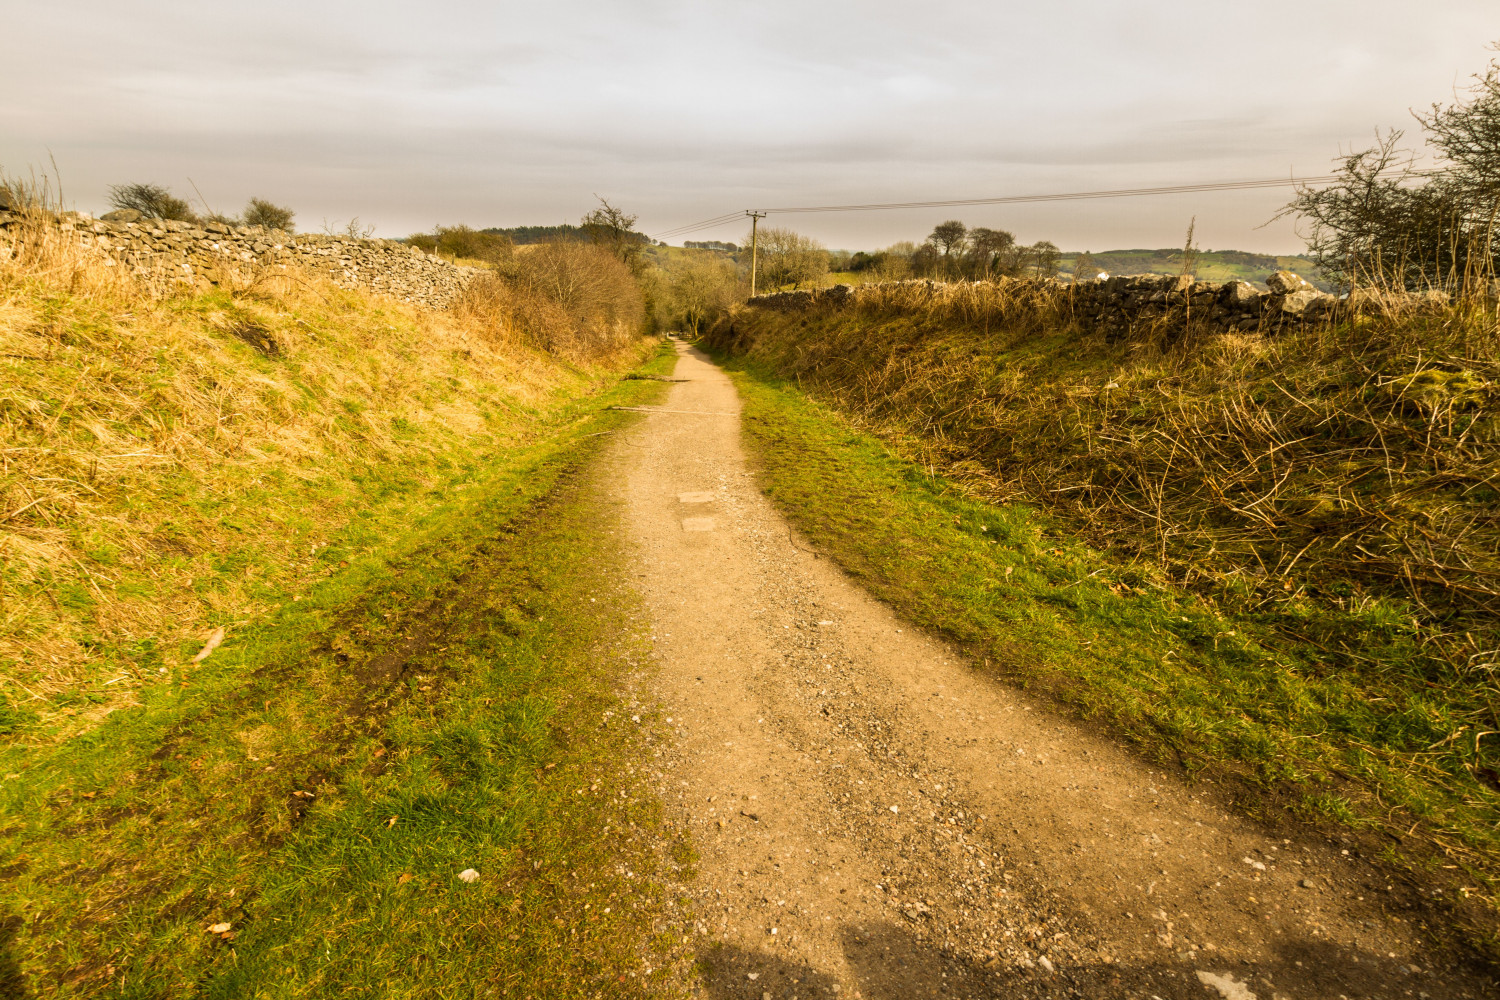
left=1062, top=249, right=1331, bottom=291
left=481, top=224, right=649, bottom=246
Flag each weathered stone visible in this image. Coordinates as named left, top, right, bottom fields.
left=2, top=216, right=480, bottom=308
left=1304, top=292, right=1338, bottom=316
left=1275, top=289, right=1322, bottom=316
left=1220, top=280, right=1261, bottom=309
left=1266, top=270, right=1313, bottom=294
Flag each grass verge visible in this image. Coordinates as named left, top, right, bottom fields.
left=713, top=349, right=1500, bottom=958
left=1, top=223, right=649, bottom=740
left=0, top=343, right=695, bottom=998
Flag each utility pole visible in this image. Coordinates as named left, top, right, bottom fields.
left=746, top=210, right=766, bottom=298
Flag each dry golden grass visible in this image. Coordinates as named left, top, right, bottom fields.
left=0, top=217, right=650, bottom=738
left=711, top=278, right=1500, bottom=805
left=718, top=280, right=1500, bottom=649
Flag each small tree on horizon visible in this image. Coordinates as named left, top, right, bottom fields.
left=108, top=182, right=194, bottom=221
left=967, top=226, right=1016, bottom=278
left=244, top=197, right=295, bottom=232
left=1027, top=240, right=1061, bottom=277
left=1072, top=251, right=1102, bottom=280
left=581, top=197, right=644, bottom=269
left=929, top=220, right=969, bottom=259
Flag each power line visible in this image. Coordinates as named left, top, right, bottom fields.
left=652, top=213, right=744, bottom=239
left=760, top=174, right=1349, bottom=213
left=652, top=211, right=747, bottom=240
left=649, top=172, right=1349, bottom=240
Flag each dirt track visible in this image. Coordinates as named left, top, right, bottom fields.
left=607, top=339, right=1493, bottom=1000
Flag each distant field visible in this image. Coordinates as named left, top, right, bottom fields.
left=1061, top=248, right=1331, bottom=290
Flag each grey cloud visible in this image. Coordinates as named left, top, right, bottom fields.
left=4, top=0, right=1498, bottom=251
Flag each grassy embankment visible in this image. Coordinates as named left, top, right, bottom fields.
left=1, top=230, right=692, bottom=996
left=706, top=280, right=1500, bottom=953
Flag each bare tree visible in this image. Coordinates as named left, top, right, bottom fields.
left=747, top=226, right=829, bottom=290
left=929, top=220, right=969, bottom=259
left=967, top=227, right=1016, bottom=278
left=1282, top=47, right=1500, bottom=291
left=581, top=197, right=644, bottom=269
left=108, top=182, right=194, bottom=221
left=657, top=254, right=743, bottom=336
left=1072, top=251, right=1103, bottom=281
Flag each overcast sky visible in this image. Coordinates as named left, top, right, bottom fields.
left=5, top=1, right=1498, bottom=252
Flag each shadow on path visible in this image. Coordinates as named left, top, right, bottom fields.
left=697, top=917, right=1474, bottom=999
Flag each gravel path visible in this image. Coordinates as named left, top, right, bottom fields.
left=608, top=338, right=1492, bottom=1000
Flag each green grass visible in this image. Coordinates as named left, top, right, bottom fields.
left=0, top=344, right=695, bottom=998
left=714, top=351, right=1500, bottom=953
left=1, top=268, right=656, bottom=739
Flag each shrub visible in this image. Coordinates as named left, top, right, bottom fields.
left=508, top=240, right=644, bottom=356
left=454, top=240, right=644, bottom=359
left=405, top=226, right=513, bottom=265
left=745, top=226, right=828, bottom=290
left=650, top=253, right=743, bottom=335
left=243, top=197, right=295, bottom=232
left=107, top=182, right=195, bottom=222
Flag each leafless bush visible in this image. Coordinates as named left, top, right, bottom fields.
left=456, top=240, right=644, bottom=359
left=1282, top=48, right=1500, bottom=293
left=108, top=182, right=194, bottom=222
left=746, top=226, right=829, bottom=290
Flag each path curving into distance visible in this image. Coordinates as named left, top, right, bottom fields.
left=606, top=337, right=1490, bottom=1000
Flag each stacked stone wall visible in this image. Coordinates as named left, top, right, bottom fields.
left=748, top=271, right=1475, bottom=335
left=0, top=207, right=477, bottom=309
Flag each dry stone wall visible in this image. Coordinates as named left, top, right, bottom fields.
left=0, top=206, right=477, bottom=309
left=748, top=271, right=1466, bottom=335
